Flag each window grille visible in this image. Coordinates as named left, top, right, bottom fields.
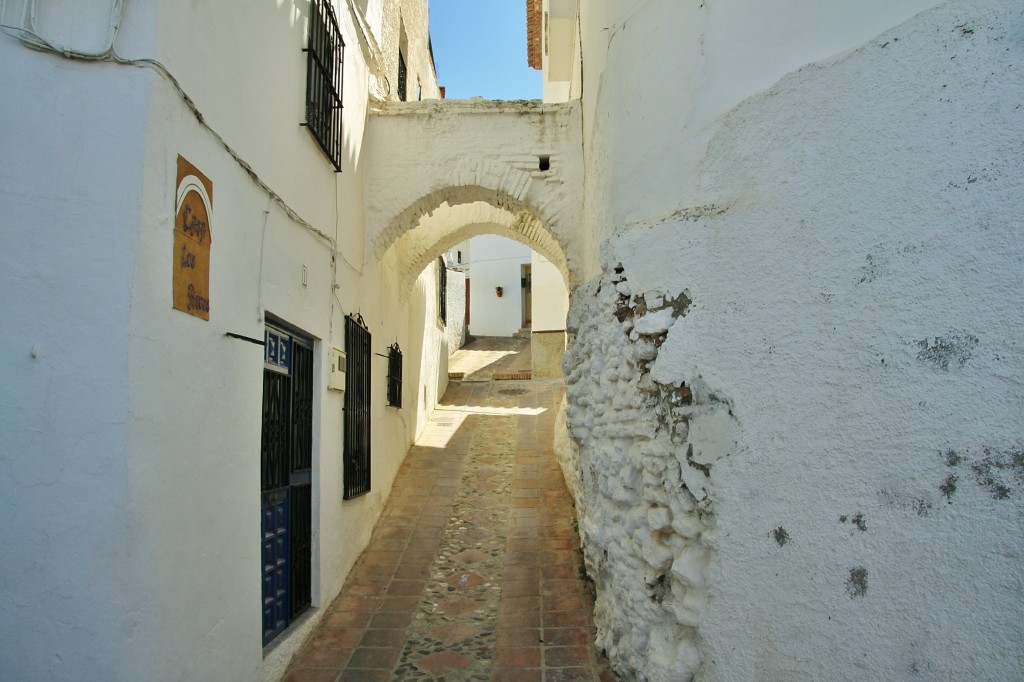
left=343, top=314, right=371, bottom=499
left=397, top=51, right=408, bottom=102
left=303, top=0, right=345, bottom=172
left=438, top=258, right=447, bottom=325
left=387, top=343, right=403, bottom=408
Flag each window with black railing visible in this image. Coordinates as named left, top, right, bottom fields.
left=343, top=314, right=371, bottom=499
left=438, top=257, right=447, bottom=325
left=303, top=0, right=345, bottom=172
left=397, top=51, right=407, bottom=102
left=387, top=343, right=403, bottom=408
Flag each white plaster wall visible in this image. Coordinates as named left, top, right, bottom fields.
left=0, top=38, right=153, bottom=681
left=563, top=1, right=1024, bottom=680
left=531, top=252, right=569, bottom=332
left=468, top=235, right=531, bottom=337
left=0, top=0, right=451, bottom=679
left=446, top=267, right=467, bottom=353
left=573, top=0, right=944, bottom=278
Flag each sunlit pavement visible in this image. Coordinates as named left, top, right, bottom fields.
left=282, top=356, right=617, bottom=681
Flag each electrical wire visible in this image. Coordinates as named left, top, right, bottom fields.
left=1, top=0, right=124, bottom=59
left=5, top=0, right=385, bottom=328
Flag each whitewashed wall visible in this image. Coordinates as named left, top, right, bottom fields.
left=468, top=235, right=531, bottom=338
left=571, top=0, right=944, bottom=276
left=563, top=1, right=1024, bottom=680
left=531, top=252, right=569, bottom=332
left=0, top=1, right=447, bottom=680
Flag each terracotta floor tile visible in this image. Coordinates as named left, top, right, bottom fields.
left=345, top=646, right=401, bottom=670
left=499, top=596, right=541, bottom=615
left=545, top=646, right=593, bottom=667
left=323, top=609, right=373, bottom=629
left=498, top=610, right=541, bottom=629
left=386, top=579, right=426, bottom=596
left=376, top=595, right=420, bottom=612
left=495, top=628, right=543, bottom=646
left=545, top=669, right=598, bottom=681
left=359, top=628, right=408, bottom=647
left=282, top=668, right=342, bottom=682
left=541, top=628, right=590, bottom=646
left=492, top=670, right=543, bottom=682
left=293, top=638, right=353, bottom=669
left=544, top=595, right=584, bottom=612
left=369, top=610, right=414, bottom=629
left=414, top=649, right=473, bottom=675
left=494, top=646, right=542, bottom=668
left=338, top=669, right=390, bottom=682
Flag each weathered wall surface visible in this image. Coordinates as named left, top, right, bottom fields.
left=564, top=1, right=1024, bottom=680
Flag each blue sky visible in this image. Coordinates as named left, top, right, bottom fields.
left=428, top=0, right=541, bottom=100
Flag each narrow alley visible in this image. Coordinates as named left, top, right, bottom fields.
left=283, top=339, right=615, bottom=682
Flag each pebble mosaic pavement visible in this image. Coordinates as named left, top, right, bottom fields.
left=282, top=339, right=617, bottom=682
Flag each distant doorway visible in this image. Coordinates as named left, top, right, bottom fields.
left=521, top=264, right=532, bottom=329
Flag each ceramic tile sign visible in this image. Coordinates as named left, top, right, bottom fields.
left=173, top=155, right=213, bottom=320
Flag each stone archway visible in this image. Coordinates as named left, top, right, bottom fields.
left=365, top=99, right=585, bottom=288
left=375, top=191, right=572, bottom=294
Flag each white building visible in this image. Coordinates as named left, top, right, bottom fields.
left=1, top=0, right=1021, bottom=680
left=0, top=1, right=451, bottom=679
left=536, top=0, right=1024, bottom=680
left=466, top=234, right=532, bottom=338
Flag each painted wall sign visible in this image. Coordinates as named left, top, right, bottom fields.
left=173, top=156, right=213, bottom=320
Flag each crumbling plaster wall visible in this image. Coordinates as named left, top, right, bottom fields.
left=563, top=1, right=1024, bottom=680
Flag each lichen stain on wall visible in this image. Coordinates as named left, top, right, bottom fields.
left=940, top=446, right=1024, bottom=502
left=562, top=261, right=739, bottom=682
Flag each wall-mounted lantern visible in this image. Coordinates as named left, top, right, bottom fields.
left=495, top=286, right=504, bottom=297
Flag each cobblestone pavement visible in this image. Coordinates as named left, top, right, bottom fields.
left=282, top=374, right=616, bottom=682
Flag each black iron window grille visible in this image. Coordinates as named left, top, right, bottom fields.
left=386, top=343, right=403, bottom=408
left=438, top=258, right=447, bottom=325
left=397, top=51, right=407, bottom=102
left=302, top=0, right=345, bottom=172
left=343, top=313, right=371, bottom=499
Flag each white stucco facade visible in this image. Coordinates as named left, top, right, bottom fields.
left=0, top=1, right=449, bottom=679
left=550, top=0, right=1024, bottom=680
left=466, top=235, right=531, bottom=338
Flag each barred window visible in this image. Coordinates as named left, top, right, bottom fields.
left=397, top=51, right=408, bottom=102
left=387, top=343, right=403, bottom=408
left=343, top=314, right=371, bottom=499
left=438, top=257, right=447, bottom=325
left=303, top=0, right=345, bottom=172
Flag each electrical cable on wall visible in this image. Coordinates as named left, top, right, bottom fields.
left=2, top=0, right=371, bottom=320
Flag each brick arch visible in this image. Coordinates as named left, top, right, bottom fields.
left=375, top=188, right=575, bottom=292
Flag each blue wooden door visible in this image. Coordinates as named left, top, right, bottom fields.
left=261, top=489, right=289, bottom=646
left=261, top=324, right=313, bottom=647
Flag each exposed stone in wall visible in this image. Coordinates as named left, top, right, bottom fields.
left=562, top=259, right=737, bottom=682
left=566, top=1, right=1024, bottom=679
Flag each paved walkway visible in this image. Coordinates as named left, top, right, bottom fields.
left=283, top=344, right=615, bottom=682
left=446, top=336, right=532, bottom=381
